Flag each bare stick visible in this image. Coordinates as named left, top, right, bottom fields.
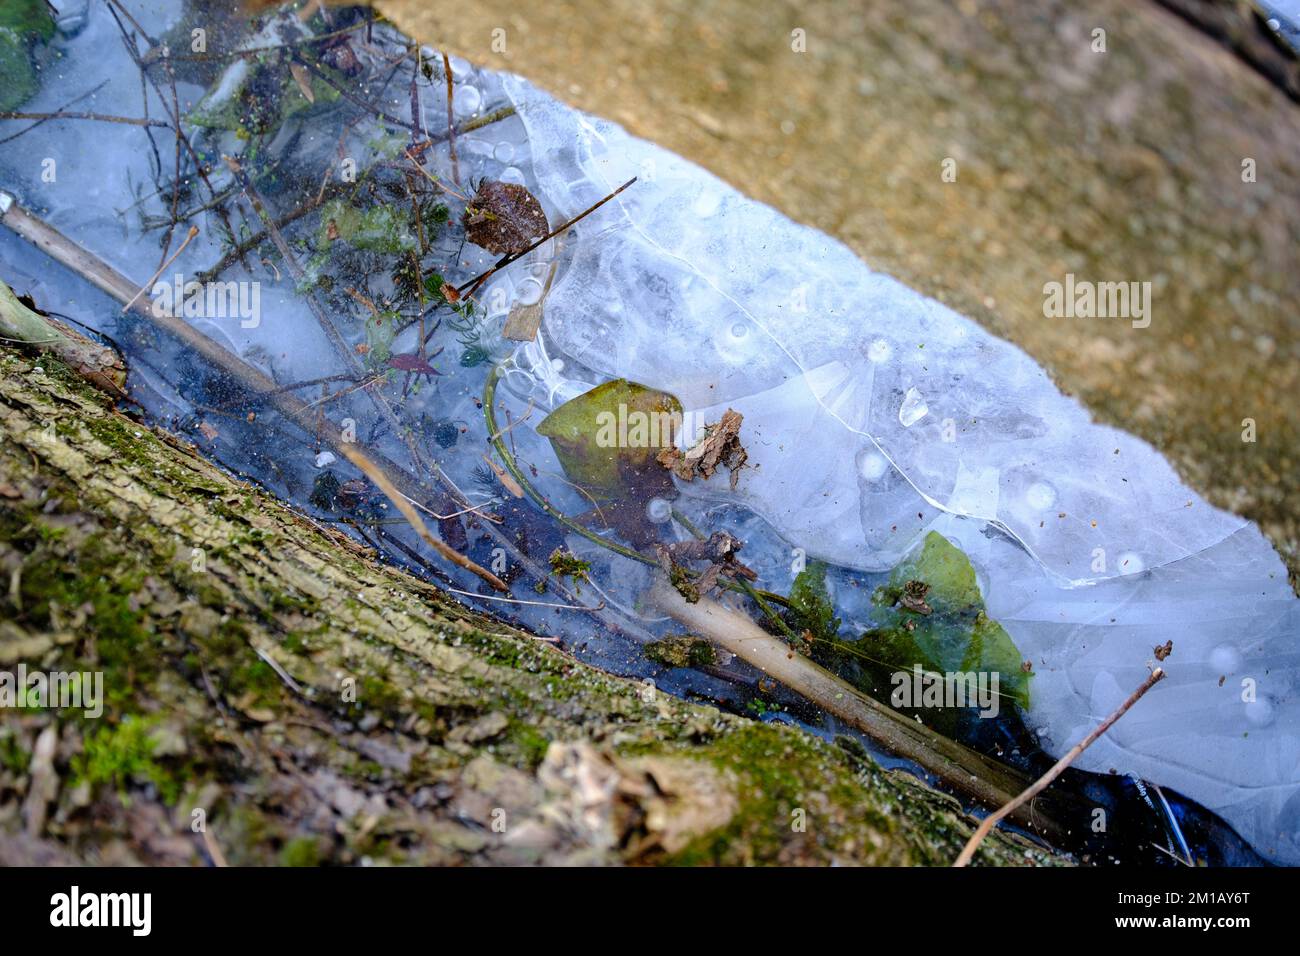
left=0, top=111, right=169, bottom=128
left=341, top=445, right=507, bottom=591
left=122, top=225, right=199, bottom=312
left=105, top=3, right=245, bottom=269
left=408, top=104, right=517, bottom=151
left=200, top=827, right=229, bottom=868
left=0, top=80, right=109, bottom=146
left=648, top=579, right=1076, bottom=843
left=442, top=53, right=460, bottom=186
left=952, top=667, right=1167, bottom=867
left=457, top=178, right=637, bottom=298
left=106, top=0, right=156, bottom=44
left=292, top=52, right=418, bottom=132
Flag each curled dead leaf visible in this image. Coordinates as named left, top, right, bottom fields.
left=657, top=408, right=747, bottom=490
left=463, top=180, right=549, bottom=256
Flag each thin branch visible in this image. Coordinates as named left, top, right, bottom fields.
left=122, top=225, right=199, bottom=312
left=0, top=110, right=169, bottom=128
left=457, top=177, right=637, bottom=298
left=952, top=667, right=1167, bottom=867
left=442, top=52, right=460, bottom=185
left=105, top=3, right=245, bottom=269
left=0, top=80, right=109, bottom=146
left=196, top=186, right=337, bottom=283
left=291, top=51, right=418, bottom=132
left=339, top=442, right=508, bottom=592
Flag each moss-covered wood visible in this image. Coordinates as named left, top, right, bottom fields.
left=0, top=346, right=1068, bottom=865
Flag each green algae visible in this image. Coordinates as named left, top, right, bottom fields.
left=0, top=1, right=55, bottom=111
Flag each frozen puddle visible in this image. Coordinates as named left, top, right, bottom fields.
left=0, top=2, right=1296, bottom=864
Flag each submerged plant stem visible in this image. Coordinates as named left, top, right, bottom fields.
left=648, top=578, right=1074, bottom=844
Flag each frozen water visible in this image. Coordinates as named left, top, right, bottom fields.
left=0, top=2, right=1295, bottom=864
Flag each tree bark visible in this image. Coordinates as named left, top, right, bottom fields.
left=0, top=346, right=1067, bottom=866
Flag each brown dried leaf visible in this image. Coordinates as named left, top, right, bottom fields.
left=463, top=180, right=550, bottom=256
left=899, top=579, right=933, bottom=615
left=482, top=454, right=524, bottom=498
left=289, top=62, right=315, bottom=103
left=656, top=408, right=747, bottom=490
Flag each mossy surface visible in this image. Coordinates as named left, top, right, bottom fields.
left=0, top=0, right=54, bottom=111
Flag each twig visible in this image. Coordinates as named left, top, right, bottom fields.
left=409, top=57, right=425, bottom=146
left=106, top=0, right=156, bottom=45
left=457, top=178, right=637, bottom=298
left=442, top=53, right=460, bottom=186
left=403, top=148, right=468, bottom=201
left=650, top=578, right=1072, bottom=843
left=441, top=586, right=593, bottom=613
left=292, top=51, right=418, bottom=132
left=0, top=111, right=169, bottom=128
left=122, top=225, right=199, bottom=312
left=952, top=667, right=1167, bottom=867
left=340, top=444, right=508, bottom=591
left=157, top=53, right=186, bottom=269
left=0, top=80, right=109, bottom=146
left=408, top=103, right=517, bottom=149
left=253, top=646, right=306, bottom=696
left=200, top=827, right=229, bottom=868
left=196, top=187, right=337, bottom=283
left=105, top=3, right=245, bottom=269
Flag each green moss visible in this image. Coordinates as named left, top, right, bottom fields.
left=508, top=722, right=550, bottom=767
left=645, top=635, right=716, bottom=668
left=279, top=835, right=325, bottom=867
left=0, top=730, right=31, bottom=775
left=0, top=1, right=54, bottom=111
left=547, top=547, right=591, bottom=590
left=72, top=716, right=184, bottom=805
left=662, top=722, right=890, bottom=865
left=318, top=198, right=417, bottom=254
left=4, top=518, right=162, bottom=712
